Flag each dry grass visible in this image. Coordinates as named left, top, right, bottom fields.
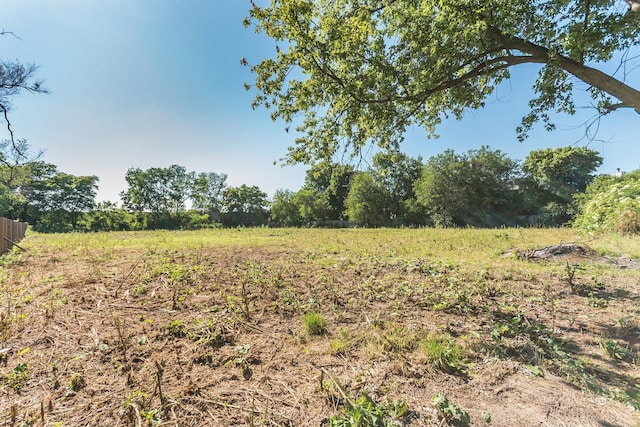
left=0, top=228, right=639, bottom=426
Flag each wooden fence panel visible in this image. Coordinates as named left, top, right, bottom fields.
left=0, top=217, right=28, bottom=254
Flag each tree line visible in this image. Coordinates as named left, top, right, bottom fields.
left=0, top=144, right=616, bottom=233
left=0, top=160, right=270, bottom=232
left=273, top=145, right=604, bottom=228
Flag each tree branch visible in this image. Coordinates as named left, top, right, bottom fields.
left=369, top=0, right=399, bottom=14
left=0, top=102, right=21, bottom=167
left=0, top=29, right=22, bottom=40
left=601, top=102, right=640, bottom=113
left=488, top=26, right=640, bottom=111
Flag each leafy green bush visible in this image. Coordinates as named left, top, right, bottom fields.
left=573, top=171, right=640, bottom=234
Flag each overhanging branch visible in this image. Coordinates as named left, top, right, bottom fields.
left=488, top=26, right=640, bottom=111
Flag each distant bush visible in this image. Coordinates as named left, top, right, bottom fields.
left=573, top=171, right=640, bottom=234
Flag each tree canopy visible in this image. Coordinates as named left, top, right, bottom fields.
left=523, top=146, right=603, bottom=203
left=246, top=0, right=640, bottom=163
left=414, top=147, right=519, bottom=226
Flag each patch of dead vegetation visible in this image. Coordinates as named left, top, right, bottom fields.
left=508, top=242, right=640, bottom=270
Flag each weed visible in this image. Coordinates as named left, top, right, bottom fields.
left=120, top=390, right=154, bottom=424
left=613, top=315, right=638, bottom=340
left=599, top=339, right=637, bottom=363
left=4, top=362, right=29, bottom=392
left=279, top=287, right=300, bottom=314
left=232, top=343, right=251, bottom=365
left=113, top=317, right=130, bottom=362
left=490, top=313, right=557, bottom=366
left=420, top=334, right=468, bottom=377
left=226, top=344, right=252, bottom=379
left=563, top=262, right=585, bottom=294
left=327, top=391, right=407, bottom=427
left=607, top=386, right=640, bottom=410
left=141, top=408, right=161, bottom=426
left=132, top=284, right=147, bottom=296
left=365, top=323, right=420, bottom=357
left=68, top=373, right=86, bottom=391
left=190, top=319, right=228, bottom=347
left=158, top=261, right=200, bottom=310
left=303, top=311, right=327, bottom=335
left=422, top=278, right=476, bottom=313
left=525, top=364, right=544, bottom=377
left=153, top=360, right=167, bottom=416
left=488, top=312, right=601, bottom=389
left=165, top=319, right=188, bottom=337
left=329, top=327, right=356, bottom=355
left=432, top=393, right=470, bottom=426
left=586, top=292, right=607, bottom=308
left=618, top=315, right=635, bottom=330
left=240, top=279, right=251, bottom=319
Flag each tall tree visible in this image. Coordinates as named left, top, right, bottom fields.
left=522, top=146, right=603, bottom=203
left=83, top=201, right=134, bottom=232
left=246, top=0, right=640, bottom=163
left=292, top=188, right=331, bottom=223
left=270, top=189, right=302, bottom=226
left=371, top=151, right=423, bottom=223
left=221, top=184, right=269, bottom=226
left=1, top=161, right=98, bottom=231
left=191, top=172, right=228, bottom=217
left=303, top=161, right=355, bottom=219
left=48, top=173, right=99, bottom=230
left=15, top=161, right=58, bottom=224
left=414, top=147, right=518, bottom=226
left=520, top=146, right=603, bottom=224
left=121, top=165, right=194, bottom=217
left=344, top=171, right=389, bottom=227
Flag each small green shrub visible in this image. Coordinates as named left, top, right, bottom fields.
left=303, top=311, right=327, bottom=335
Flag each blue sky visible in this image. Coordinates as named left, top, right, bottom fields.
left=2, top=1, right=639, bottom=203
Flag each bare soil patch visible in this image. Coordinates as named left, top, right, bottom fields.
left=0, top=230, right=639, bottom=426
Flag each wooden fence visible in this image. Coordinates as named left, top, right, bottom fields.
left=0, top=217, right=28, bottom=254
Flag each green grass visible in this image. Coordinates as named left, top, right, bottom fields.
left=420, top=334, right=468, bottom=376
left=303, top=311, right=327, bottom=335
left=21, top=227, right=579, bottom=260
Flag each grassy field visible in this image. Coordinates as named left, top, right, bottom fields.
left=1, top=228, right=639, bottom=426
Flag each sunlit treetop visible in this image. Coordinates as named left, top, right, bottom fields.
left=244, top=0, right=640, bottom=164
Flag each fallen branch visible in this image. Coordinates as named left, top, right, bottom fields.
left=3, top=236, right=27, bottom=252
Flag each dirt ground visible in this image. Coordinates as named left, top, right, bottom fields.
left=0, top=232, right=639, bottom=426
